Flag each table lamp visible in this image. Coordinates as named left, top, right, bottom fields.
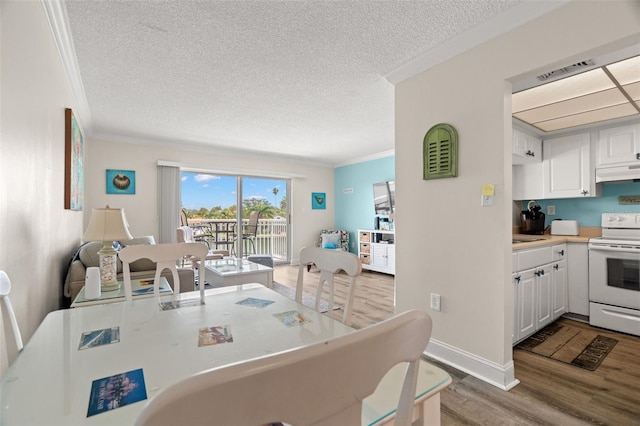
left=83, top=206, right=133, bottom=291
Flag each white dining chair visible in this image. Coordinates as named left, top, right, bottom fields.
left=0, top=271, right=23, bottom=353
left=119, top=243, right=209, bottom=300
left=135, top=309, right=433, bottom=426
left=297, top=246, right=362, bottom=326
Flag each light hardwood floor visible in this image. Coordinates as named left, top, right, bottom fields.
left=273, top=264, right=640, bottom=426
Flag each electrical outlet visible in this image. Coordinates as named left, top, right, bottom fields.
left=430, top=293, right=441, bottom=311
left=547, top=205, right=556, bottom=215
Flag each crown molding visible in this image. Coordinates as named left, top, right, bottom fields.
left=91, top=130, right=337, bottom=169
left=41, top=0, right=93, bottom=135
left=334, top=150, right=395, bottom=168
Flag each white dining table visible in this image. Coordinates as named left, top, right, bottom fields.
left=0, top=284, right=450, bottom=425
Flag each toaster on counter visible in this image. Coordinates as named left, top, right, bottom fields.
left=550, top=220, right=579, bottom=236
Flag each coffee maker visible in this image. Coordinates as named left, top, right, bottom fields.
left=520, top=200, right=546, bottom=235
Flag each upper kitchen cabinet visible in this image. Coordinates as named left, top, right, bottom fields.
left=513, top=131, right=600, bottom=200
left=543, top=132, right=597, bottom=198
left=513, top=127, right=542, bottom=164
left=513, top=161, right=543, bottom=200
left=596, top=123, right=640, bottom=168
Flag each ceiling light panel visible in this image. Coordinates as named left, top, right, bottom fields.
left=513, top=68, right=615, bottom=113
left=535, top=104, right=639, bottom=132
left=623, top=81, right=640, bottom=100
left=514, top=88, right=628, bottom=124
left=606, top=56, right=640, bottom=85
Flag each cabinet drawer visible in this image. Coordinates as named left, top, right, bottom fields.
left=552, top=244, right=567, bottom=261
left=360, top=243, right=370, bottom=254
left=360, top=254, right=370, bottom=265
left=359, top=231, right=371, bottom=242
left=517, top=246, right=552, bottom=271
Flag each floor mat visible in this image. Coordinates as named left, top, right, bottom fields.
left=516, top=322, right=617, bottom=371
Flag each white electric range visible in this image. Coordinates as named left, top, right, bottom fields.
left=588, top=213, right=640, bottom=336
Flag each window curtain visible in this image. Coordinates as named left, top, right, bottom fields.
left=158, top=165, right=181, bottom=243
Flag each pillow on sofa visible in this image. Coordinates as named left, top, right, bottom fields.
left=321, top=232, right=341, bottom=249
left=120, top=236, right=156, bottom=272
left=78, top=241, right=104, bottom=268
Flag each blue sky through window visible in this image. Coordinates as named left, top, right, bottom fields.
left=181, top=173, right=285, bottom=210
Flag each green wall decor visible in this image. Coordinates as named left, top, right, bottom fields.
left=423, top=123, right=458, bottom=180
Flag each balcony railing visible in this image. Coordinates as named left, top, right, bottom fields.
left=188, top=218, right=288, bottom=261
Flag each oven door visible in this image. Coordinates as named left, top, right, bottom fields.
left=589, top=243, right=640, bottom=310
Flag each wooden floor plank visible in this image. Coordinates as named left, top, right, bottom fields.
left=273, top=264, right=640, bottom=425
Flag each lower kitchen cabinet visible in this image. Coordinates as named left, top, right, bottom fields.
left=552, top=260, right=568, bottom=318
left=513, top=244, right=568, bottom=345
left=513, top=269, right=536, bottom=343
left=536, top=264, right=553, bottom=330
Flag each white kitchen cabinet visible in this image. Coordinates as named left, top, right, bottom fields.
left=552, top=259, right=568, bottom=319
left=513, top=269, right=537, bottom=343
left=513, top=127, right=542, bottom=164
left=596, top=123, right=640, bottom=167
left=512, top=162, right=544, bottom=200
left=357, top=230, right=395, bottom=275
left=512, top=132, right=597, bottom=200
left=536, top=264, right=553, bottom=330
left=543, top=132, right=595, bottom=198
left=567, top=242, right=589, bottom=316
left=512, top=243, right=568, bottom=345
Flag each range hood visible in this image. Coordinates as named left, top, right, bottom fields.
left=595, top=165, right=640, bottom=183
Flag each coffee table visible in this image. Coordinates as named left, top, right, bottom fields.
left=203, top=257, right=273, bottom=288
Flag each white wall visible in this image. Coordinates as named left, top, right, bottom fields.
left=84, top=138, right=335, bottom=262
left=396, top=0, right=640, bottom=388
left=0, top=1, right=84, bottom=373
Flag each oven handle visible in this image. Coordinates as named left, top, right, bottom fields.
left=588, top=244, right=640, bottom=252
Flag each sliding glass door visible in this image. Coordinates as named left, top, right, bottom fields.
left=181, top=172, right=289, bottom=262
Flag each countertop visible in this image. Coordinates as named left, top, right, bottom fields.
left=512, top=226, right=601, bottom=249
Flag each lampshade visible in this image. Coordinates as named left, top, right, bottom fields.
left=83, top=206, right=133, bottom=242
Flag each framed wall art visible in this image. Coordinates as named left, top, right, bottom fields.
left=312, top=192, right=326, bottom=210
left=106, top=169, right=136, bottom=194
left=64, top=108, right=84, bottom=211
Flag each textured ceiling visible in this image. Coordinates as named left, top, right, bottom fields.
left=63, top=0, right=529, bottom=166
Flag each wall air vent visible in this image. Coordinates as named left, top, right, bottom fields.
left=536, top=59, right=595, bottom=81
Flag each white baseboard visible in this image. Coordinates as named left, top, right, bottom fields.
left=425, top=338, right=520, bottom=391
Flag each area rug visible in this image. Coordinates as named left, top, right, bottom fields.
left=516, top=322, right=617, bottom=371
left=271, top=281, right=339, bottom=313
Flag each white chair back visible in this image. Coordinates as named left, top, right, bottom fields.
left=0, top=271, right=23, bottom=353
left=297, top=246, right=362, bottom=325
left=135, top=309, right=432, bottom=426
left=119, top=243, right=208, bottom=300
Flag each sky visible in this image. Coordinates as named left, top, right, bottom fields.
left=181, top=172, right=285, bottom=210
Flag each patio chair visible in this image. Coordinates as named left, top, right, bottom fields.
left=135, top=310, right=433, bottom=426
left=179, top=209, right=213, bottom=247
left=297, top=246, right=362, bottom=326
left=231, top=210, right=260, bottom=257
left=176, top=227, right=228, bottom=286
